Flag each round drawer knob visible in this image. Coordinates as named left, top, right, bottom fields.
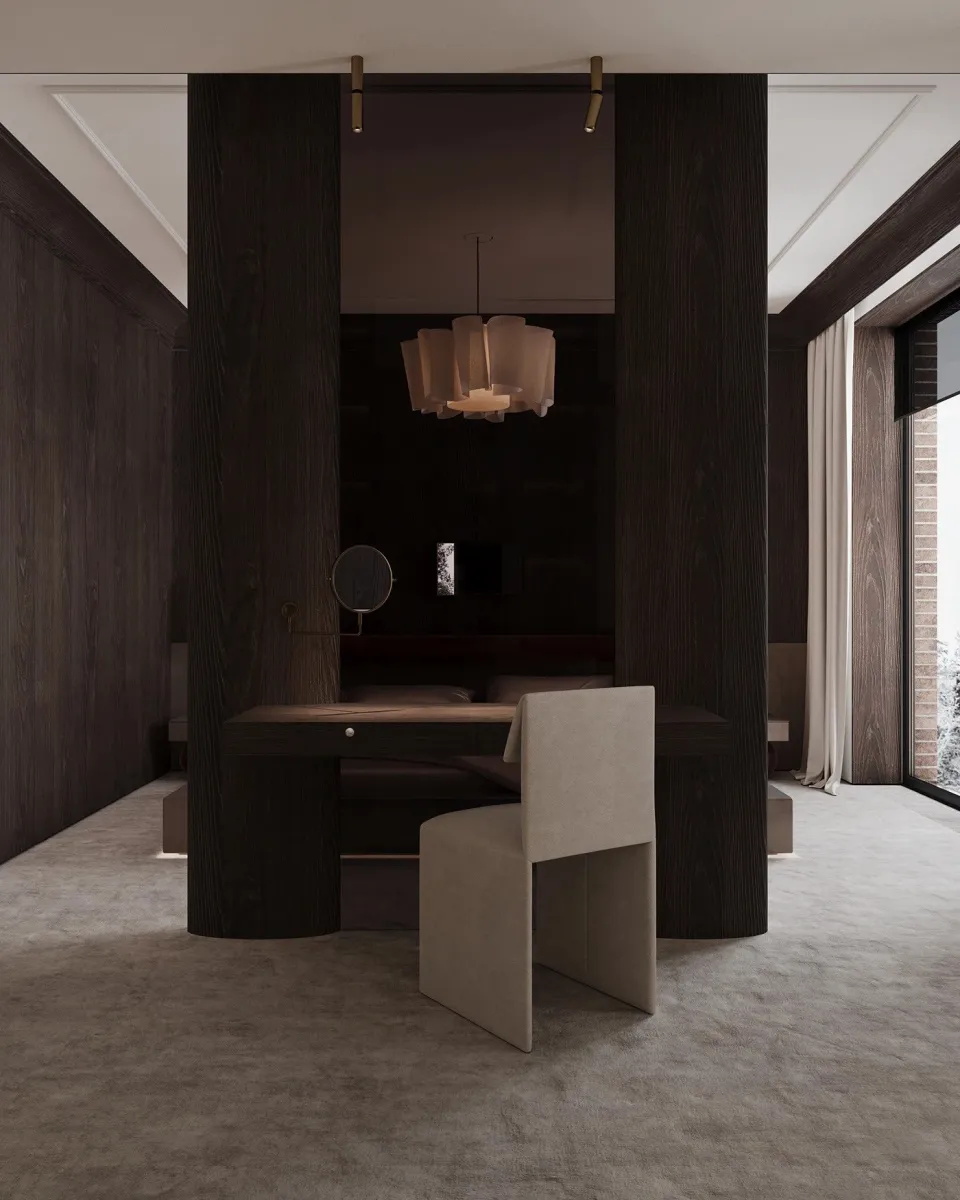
left=345, top=727, right=355, bottom=738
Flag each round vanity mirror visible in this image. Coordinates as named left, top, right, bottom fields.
left=331, top=545, right=394, bottom=614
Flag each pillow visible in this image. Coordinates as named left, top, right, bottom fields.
left=486, top=674, right=613, bottom=705
left=341, top=683, right=475, bottom=705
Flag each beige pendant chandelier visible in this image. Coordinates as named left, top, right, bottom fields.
left=401, top=235, right=556, bottom=423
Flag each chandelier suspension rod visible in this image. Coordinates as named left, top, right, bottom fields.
left=476, top=234, right=481, bottom=315
left=465, top=232, right=493, bottom=316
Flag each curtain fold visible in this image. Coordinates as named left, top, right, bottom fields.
left=796, top=312, right=854, bottom=795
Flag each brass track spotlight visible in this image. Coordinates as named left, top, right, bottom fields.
left=584, top=56, right=603, bottom=133
left=351, top=55, right=363, bottom=132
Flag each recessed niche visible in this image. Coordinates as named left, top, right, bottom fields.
left=436, top=542, right=523, bottom=595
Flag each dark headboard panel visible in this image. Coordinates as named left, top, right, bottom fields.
left=340, top=314, right=615, bottom=638
left=341, top=634, right=614, bottom=698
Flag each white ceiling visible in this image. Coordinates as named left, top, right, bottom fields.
left=53, top=88, right=187, bottom=250
left=0, top=71, right=958, bottom=313
left=3, top=0, right=960, bottom=73
left=768, top=74, right=960, bottom=311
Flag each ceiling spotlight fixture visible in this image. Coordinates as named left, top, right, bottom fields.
left=351, top=55, right=363, bottom=133
left=584, top=56, right=603, bottom=133
left=401, top=235, right=556, bottom=423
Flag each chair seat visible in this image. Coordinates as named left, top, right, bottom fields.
left=420, top=803, right=522, bottom=858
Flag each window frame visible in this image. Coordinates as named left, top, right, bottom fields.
left=896, top=286, right=960, bottom=420
left=901, top=283, right=960, bottom=812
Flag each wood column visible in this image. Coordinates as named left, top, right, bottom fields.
left=615, top=74, right=768, bottom=938
left=768, top=343, right=808, bottom=645
left=768, top=341, right=809, bottom=773
left=851, top=327, right=902, bottom=783
left=170, top=320, right=189, bottom=643
left=187, top=75, right=341, bottom=938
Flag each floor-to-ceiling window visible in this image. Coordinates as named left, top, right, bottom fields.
left=903, top=291, right=960, bottom=808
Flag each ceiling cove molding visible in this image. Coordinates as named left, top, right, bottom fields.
left=767, top=91, right=927, bottom=272
left=0, top=121, right=185, bottom=337
left=771, top=134, right=960, bottom=349
left=767, top=84, right=937, bottom=94
left=47, top=85, right=187, bottom=253
left=44, top=83, right=187, bottom=94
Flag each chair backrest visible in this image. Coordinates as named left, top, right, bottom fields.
left=503, top=685, right=655, bottom=863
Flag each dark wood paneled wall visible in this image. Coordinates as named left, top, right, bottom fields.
left=341, top=314, right=614, bottom=639
left=170, top=321, right=189, bottom=642
left=851, top=328, right=902, bottom=783
left=615, top=74, right=768, bottom=939
left=0, top=124, right=183, bottom=866
left=0, top=126, right=185, bottom=338
left=768, top=331, right=809, bottom=772
left=768, top=345, right=808, bottom=644
left=187, top=75, right=341, bottom=938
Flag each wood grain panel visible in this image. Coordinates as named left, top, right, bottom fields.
left=170, top=321, right=189, bottom=642
left=0, top=195, right=174, bottom=865
left=615, top=74, right=768, bottom=938
left=768, top=347, right=808, bottom=644
left=187, top=75, right=341, bottom=938
left=851, top=328, right=902, bottom=784
left=768, top=642, right=806, bottom=772
left=0, top=123, right=183, bottom=338
left=859, top=244, right=960, bottom=328
left=776, top=138, right=960, bottom=347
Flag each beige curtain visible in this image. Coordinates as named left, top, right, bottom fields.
left=796, top=312, right=854, bottom=795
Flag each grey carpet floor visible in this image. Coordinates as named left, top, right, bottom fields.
left=1, top=776, right=959, bottom=1200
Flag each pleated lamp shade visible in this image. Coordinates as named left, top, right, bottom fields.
left=402, top=316, right=556, bottom=421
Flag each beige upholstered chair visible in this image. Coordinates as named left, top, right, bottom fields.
left=419, top=686, right=656, bottom=1052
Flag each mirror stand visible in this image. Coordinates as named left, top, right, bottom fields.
left=280, top=545, right=394, bottom=639
left=280, top=601, right=363, bottom=637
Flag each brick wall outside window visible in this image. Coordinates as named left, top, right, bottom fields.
left=912, top=407, right=938, bottom=782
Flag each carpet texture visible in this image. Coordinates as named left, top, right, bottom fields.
left=2, top=775, right=959, bottom=1199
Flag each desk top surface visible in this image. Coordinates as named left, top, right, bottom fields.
left=228, top=702, right=730, bottom=725
left=229, top=703, right=522, bottom=724
left=224, top=703, right=732, bottom=757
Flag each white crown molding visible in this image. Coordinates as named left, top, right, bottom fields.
left=768, top=88, right=934, bottom=271
left=48, top=83, right=186, bottom=94
left=46, top=85, right=187, bottom=253
left=768, top=83, right=937, bottom=93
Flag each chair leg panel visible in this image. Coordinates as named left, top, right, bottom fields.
left=419, top=833, right=533, bottom=1052
left=536, top=841, right=656, bottom=1014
